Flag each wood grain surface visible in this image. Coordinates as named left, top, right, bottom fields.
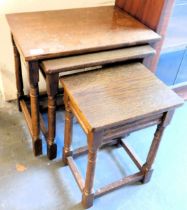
left=6, top=6, right=160, bottom=61
left=41, top=45, right=155, bottom=74
left=61, top=62, right=183, bottom=130
left=115, top=0, right=165, bottom=30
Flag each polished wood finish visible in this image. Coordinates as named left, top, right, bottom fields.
left=141, top=111, right=172, bottom=183
left=6, top=6, right=160, bottom=61
left=46, top=74, right=58, bottom=159
left=11, top=38, right=43, bottom=156
left=116, top=0, right=165, bottom=30
left=115, top=0, right=175, bottom=72
left=82, top=131, right=102, bottom=209
left=28, top=61, right=42, bottom=156
left=61, top=63, right=183, bottom=131
left=61, top=62, right=183, bottom=208
left=63, top=92, right=73, bottom=164
left=144, top=0, right=175, bottom=72
left=41, top=45, right=155, bottom=74
left=11, top=34, right=24, bottom=111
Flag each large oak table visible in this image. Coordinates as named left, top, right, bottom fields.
left=6, top=5, right=160, bottom=159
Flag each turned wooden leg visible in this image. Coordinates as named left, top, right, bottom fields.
left=46, top=74, right=58, bottom=160
left=142, top=111, right=174, bottom=183
left=28, top=61, right=42, bottom=156
left=82, top=132, right=102, bottom=209
left=63, top=94, right=73, bottom=164
left=11, top=34, right=24, bottom=111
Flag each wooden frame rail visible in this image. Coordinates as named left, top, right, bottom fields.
left=20, top=97, right=48, bottom=144
left=95, top=172, right=144, bottom=198
left=64, top=136, right=148, bottom=203
left=67, top=157, right=85, bottom=192
left=120, top=139, right=143, bottom=170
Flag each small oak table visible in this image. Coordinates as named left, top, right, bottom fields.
left=6, top=6, right=160, bottom=159
left=61, top=62, right=183, bottom=208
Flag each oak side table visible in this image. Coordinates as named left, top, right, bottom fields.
left=61, top=62, right=183, bottom=208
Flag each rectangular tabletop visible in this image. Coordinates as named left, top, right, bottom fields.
left=61, top=63, right=183, bottom=130
left=41, top=45, right=156, bottom=74
left=6, top=6, right=160, bottom=61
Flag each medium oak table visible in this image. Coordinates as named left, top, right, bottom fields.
left=6, top=5, right=160, bottom=159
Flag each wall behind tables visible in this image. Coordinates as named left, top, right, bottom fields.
left=0, top=0, right=114, bottom=101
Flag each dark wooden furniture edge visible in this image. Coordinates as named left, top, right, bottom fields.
left=40, top=45, right=156, bottom=74
left=6, top=6, right=160, bottom=62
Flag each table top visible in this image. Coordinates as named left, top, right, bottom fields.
left=6, top=6, right=160, bottom=61
left=41, top=45, right=155, bottom=74
left=61, top=63, right=183, bottom=131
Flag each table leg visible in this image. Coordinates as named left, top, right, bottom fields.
left=11, top=34, right=24, bottom=111
left=142, top=111, right=174, bottom=183
left=63, top=93, right=73, bottom=164
left=46, top=74, right=58, bottom=160
left=82, top=132, right=102, bottom=209
left=28, top=61, right=42, bottom=156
